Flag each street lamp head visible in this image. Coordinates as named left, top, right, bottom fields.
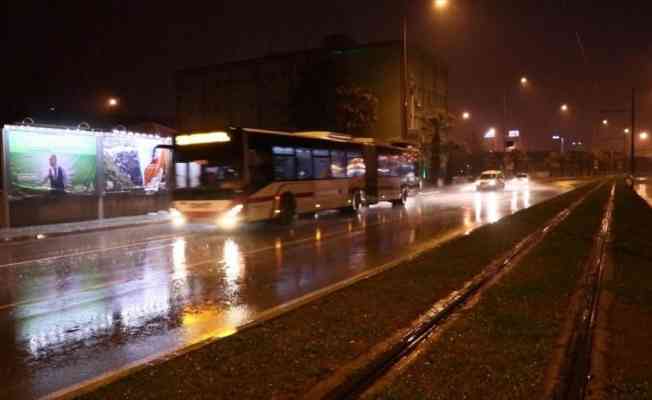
left=462, top=112, right=470, bottom=120
left=433, top=0, right=448, bottom=9
left=602, top=119, right=608, bottom=126
left=560, top=104, right=568, bottom=112
left=520, top=76, right=528, bottom=86
left=641, top=132, right=649, bottom=140
left=107, top=97, right=119, bottom=108
left=624, top=128, right=630, bottom=134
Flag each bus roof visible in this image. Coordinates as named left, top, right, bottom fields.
left=177, top=127, right=408, bottom=151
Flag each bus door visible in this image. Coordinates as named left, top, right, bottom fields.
left=363, top=146, right=378, bottom=203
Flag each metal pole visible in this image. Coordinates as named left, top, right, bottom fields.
left=561, top=137, right=565, bottom=154
left=96, top=135, right=105, bottom=220
left=1, top=127, right=11, bottom=228
left=400, top=3, right=409, bottom=140
left=630, top=87, right=636, bottom=175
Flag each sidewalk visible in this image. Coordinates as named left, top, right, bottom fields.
left=0, top=212, right=171, bottom=243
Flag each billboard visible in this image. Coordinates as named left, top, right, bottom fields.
left=7, top=128, right=97, bottom=198
left=103, top=136, right=170, bottom=192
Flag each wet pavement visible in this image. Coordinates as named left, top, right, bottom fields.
left=0, top=181, right=576, bottom=400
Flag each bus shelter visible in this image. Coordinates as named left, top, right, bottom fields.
left=1, top=124, right=172, bottom=228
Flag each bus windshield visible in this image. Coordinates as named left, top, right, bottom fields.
left=174, top=142, right=244, bottom=194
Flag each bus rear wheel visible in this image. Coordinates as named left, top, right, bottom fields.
left=344, top=190, right=366, bottom=214
left=276, top=193, right=297, bottom=225
left=392, top=188, right=408, bottom=207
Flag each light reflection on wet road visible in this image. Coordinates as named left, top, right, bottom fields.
left=0, top=182, right=572, bottom=399
left=634, top=177, right=652, bottom=206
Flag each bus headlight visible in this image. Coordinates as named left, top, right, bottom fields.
left=170, top=208, right=186, bottom=226
left=217, top=204, right=244, bottom=229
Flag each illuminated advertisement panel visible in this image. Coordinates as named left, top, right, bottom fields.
left=103, top=136, right=170, bottom=192
left=7, top=128, right=97, bottom=198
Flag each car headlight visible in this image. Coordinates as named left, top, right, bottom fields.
left=170, top=208, right=182, bottom=218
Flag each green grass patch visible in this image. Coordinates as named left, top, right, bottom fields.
left=79, top=182, right=601, bottom=400
left=374, top=183, right=612, bottom=400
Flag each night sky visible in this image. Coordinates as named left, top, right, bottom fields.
left=5, top=0, right=652, bottom=151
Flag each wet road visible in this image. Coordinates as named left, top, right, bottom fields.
left=0, top=181, right=576, bottom=399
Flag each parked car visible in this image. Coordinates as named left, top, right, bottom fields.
left=475, top=170, right=506, bottom=191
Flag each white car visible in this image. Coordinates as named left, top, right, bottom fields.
left=476, top=170, right=506, bottom=191
left=512, top=172, right=529, bottom=188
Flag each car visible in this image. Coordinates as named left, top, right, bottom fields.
left=512, top=172, right=529, bottom=187
left=475, top=170, right=506, bottom=191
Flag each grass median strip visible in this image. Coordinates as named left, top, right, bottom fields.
left=599, top=183, right=652, bottom=399
left=77, top=183, right=599, bottom=400
left=370, top=182, right=611, bottom=400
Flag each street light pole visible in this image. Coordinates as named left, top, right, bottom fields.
left=401, top=5, right=409, bottom=140
left=630, top=87, right=636, bottom=175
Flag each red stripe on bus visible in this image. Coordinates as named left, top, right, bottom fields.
left=246, top=192, right=314, bottom=204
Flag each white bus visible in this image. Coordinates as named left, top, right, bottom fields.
left=166, top=128, right=419, bottom=228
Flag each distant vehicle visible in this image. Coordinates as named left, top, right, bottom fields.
left=512, top=172, right=529, bottom=187
left=162, top=128, right=418, bottom=228
left=475, top=170, right=506, bottom=191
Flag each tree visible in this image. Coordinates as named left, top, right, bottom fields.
left=335, top=86, right=379, bottom=134
left=427, top=109, right=454, bottom=184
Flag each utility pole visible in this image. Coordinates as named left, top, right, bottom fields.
left=400, top=4, right=409, bottom=140
left=630, top=87, right=636, bottom=175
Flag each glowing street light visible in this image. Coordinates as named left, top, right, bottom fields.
left=560, top=104, right=569, bottom=112
left=624, top=128, right=630, bottom=134
left=602, top=119, right=608, bottom=126
left=433, top=0, right=448, bottom=9
left=552, top=135, right=565, bottom=153
left=641, top=132, right=649, bottom=140
left=107, top=97, right=119, bottom=108
left=520, top=76, right=528, bottom=86
left=462, top=111, right=471, bottom=120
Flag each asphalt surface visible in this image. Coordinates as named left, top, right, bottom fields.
left=0, top=181, right=576, bottom=400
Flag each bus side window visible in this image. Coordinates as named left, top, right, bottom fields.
left=296, top=148, right=313, bottom=180
left=378, top=153, right=391, bottom=177
left=313, top=149, right=331, bottom=179
left=347, top=151, right=366, bottom=177
left=272, top=146, right=296, bottom=181
left=331, top=150, right=346, bottom=178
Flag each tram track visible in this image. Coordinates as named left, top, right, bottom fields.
left=310, top=181, right=608, bottom=400
left=544, top=184, right=615, bottom=400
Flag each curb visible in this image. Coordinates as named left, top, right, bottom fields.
left=0, top=218, right=171, bottom=245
